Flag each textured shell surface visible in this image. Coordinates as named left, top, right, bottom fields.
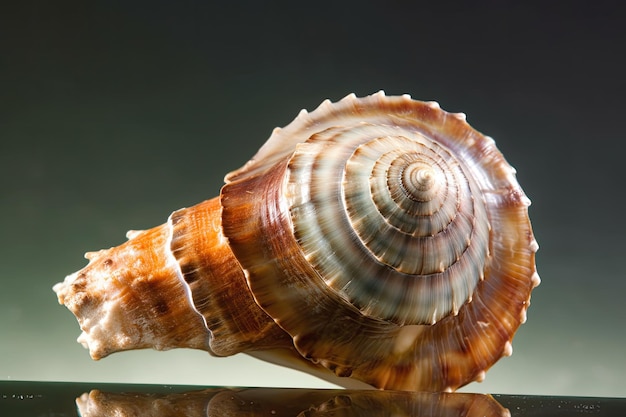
left=53, top=91, right=539, bottom=392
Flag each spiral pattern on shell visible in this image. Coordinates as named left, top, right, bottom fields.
left=286, top=123, right=490, bottom=326
left=223, top=91, right=539, bottom=390
left=53, top=91, right=539, bottom=392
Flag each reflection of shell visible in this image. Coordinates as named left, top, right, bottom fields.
left=53, top=92, right=539, bottom=392
left=77, top=388, right=510, bottom=417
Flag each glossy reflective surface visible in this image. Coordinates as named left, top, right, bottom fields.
left=1, top=381, right=624, bottom=417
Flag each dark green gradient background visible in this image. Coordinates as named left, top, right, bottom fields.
left=2, top=1, right=624, bottom=396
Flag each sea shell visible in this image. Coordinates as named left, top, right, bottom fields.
left=53, top=91, right=540, bottom=392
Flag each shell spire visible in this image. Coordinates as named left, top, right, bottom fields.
left=54, top=93, right=539, bottom=392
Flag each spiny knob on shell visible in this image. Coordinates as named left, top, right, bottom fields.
left=53, top=91, right=539, bottom=392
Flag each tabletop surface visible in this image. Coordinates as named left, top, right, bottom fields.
left=1, top=381, right=625, bottom=417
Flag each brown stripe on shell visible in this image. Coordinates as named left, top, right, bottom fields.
left=168, top=197, right=293, bottom=356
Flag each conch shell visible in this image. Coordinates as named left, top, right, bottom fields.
left=53, top=91, right=539, bottom=392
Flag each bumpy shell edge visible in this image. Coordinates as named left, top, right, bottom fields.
left=221, top=91, right=540, bottom=391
